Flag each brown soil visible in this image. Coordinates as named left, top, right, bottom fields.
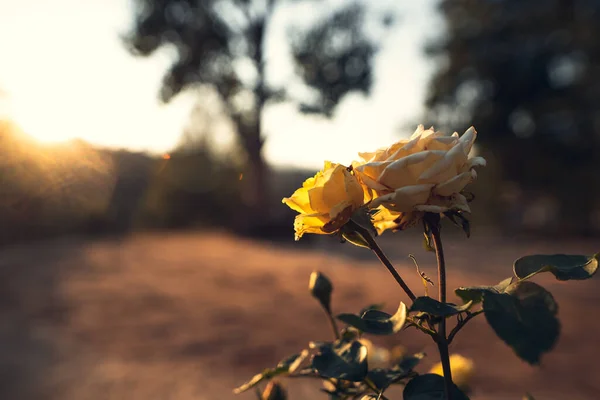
left=0, top=232, right=598, bottom=400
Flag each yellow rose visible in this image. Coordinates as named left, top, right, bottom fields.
left=429, top=354, right=474, bottom=390
left=353, top=125, right=486, bottom=233
left=282, top=161, right=366, bottom=240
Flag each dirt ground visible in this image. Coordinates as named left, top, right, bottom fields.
left=0, top=231, right=598, bottom=400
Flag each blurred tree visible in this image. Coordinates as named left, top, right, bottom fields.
left=425, top=0, right=600, bottom=235
left=124, top=0, right=390, bottom=232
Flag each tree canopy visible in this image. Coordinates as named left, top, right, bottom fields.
left=124, top=0, right=392, bottom=230
left=426, top=0, right=600, bottom=234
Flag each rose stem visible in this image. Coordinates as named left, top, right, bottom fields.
left=358, top=226, right=416, bottom=302
left=428, top=216, right=454, bottom=400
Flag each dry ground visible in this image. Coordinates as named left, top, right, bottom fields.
left=0, top=231, right=598, bottom=400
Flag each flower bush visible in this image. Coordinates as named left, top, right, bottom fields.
left=235, top=125, right=599, bottom=400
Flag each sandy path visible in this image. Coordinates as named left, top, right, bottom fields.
left=0, top=232, right=598, bottom=399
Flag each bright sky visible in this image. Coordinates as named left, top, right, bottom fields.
left=0, top=0, right=441, bottom=170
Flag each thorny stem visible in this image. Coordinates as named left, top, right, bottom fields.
left=448, top=310, right=484, bottom=344
left=359, top=228, right=417, bottom=302
left=428, top=216, right=454, bottom=400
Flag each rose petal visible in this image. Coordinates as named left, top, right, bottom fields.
left=468, top=156, right=487, bottom=168
left=379, top=151, right=444, bottom=189
left=355, top=161, right=392, bottom=181
left=450, top=193, right=471, bottom=213
left=293, top=213, right=328, bottom=240
left=372, top=184, right=434, bottom=212
left=321, top=165, right=351, bottom=209
left=424, top=135, right=458, bottom=152
left=346, top=177, right=367, bottom=209
left=385, top=135, right=421, bottom=161
left=409, top=124, right=427, bottom=140
left=415, top=204, right=449, bottom=213
left=418, top=146, right=466, bottom=184
left=307, top=186, right=329, bottom=214
left=459, top=126, right=477, bottom=155
left=369, top=192, right=397, bottom=208
left=355, top=169, right=389, bottom=192
left=282, top=186, right=313, bottom=214
left=434, top=170, right=476, bottom=197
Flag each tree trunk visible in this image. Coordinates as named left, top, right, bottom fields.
left=240, top=132, right=270, bottom=234
left=236, top=14, right=274, bottom=236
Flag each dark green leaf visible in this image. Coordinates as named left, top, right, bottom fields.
left=514, top=253, right=599, bottom=281
left=410, top=297, right=473, bottom=317
left=311, top=340, right=368, bottom=382
left=367, top=368, right=392, bottom=390
left=359, top=303, right=385, bottom=316
left=234, top=371, right=271, bottom=394
left=337, top=302, right=407, bottom=335
left=523, top=394, right=535, bottom=400
left=233, top=351, right=308, bottom=394
left=397, top=352, right=426, bottom=374
left=455, top=277, right=514, bottom=304
left=403, top=374, right=470, bottom=399
left=350, top=206, right=378, bottom=238
left=443, top=210, right=471, bottom=238
left=276, top=350, right=309, bottom=373
left=340, top=327, right=361, bottom=342
left=367, top=352, right=425, bottom=391
left=341, top=230, right=371, bottom=249
left=483, top=281, right=559, bottom=365
left=309, top=271, right=333, bottom=311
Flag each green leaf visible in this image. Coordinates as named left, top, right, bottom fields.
left=397, top=352, right=426, bottom=373
left=367, top=368, right=393, bottom=390
left=234, top=371, right=271, bottom=395
left=340, top=209, right=378, bottom=249
left=233, top=351, right=309, bottom=394
left=366, top=352, right=425, bottom=390
left=455, top=277, right=514, bottom=304
left=311, top=340, right=368, bottom=382
left=309, top=271, right=333, bottom=311
left=403, top=374, right=470, bottom=399
left=341, top=230, right=371, bottom=249
left=483, top=281, right=559, bottom=365
left=359, top=303, right=385, bottom=316
left=523, top=394, right=535, bottom=400
left=337, top=302, right=407, bottom=335
left=351, top=206, right=378, bottom=237
left=514, top=253, right=599, bottom=281
left=276, top=350, right=309, bottom=373
left=443, top=210, right=471, bottom=238
left=409, top=296, right=473, bottom=317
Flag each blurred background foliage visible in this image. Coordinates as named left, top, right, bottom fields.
left=424, top=0, right=600, bottom=236
left=1, top=0, right=599, bottom=247
left=123, top=0, right=387, bottom=234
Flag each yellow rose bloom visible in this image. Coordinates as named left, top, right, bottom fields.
left=282, top=161, right=366, bottom=240
left=429, top=354, right=474, bottom=390
left=353, top=125, right=486, bottom=234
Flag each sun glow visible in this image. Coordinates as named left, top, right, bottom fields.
left=0, top=0, right=437, bottom=169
